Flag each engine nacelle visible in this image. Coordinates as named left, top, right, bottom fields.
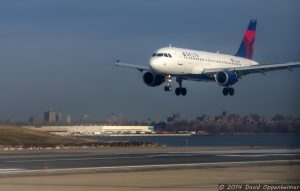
left=215, top=70, right=238, bottom=86
left=143, top=72, right=164, bottom=87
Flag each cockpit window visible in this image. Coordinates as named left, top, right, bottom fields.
left=153, top=53, right=172, bottom=58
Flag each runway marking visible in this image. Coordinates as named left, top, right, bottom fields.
left=168, top=149, right=300, bottom=154
left=4, top=152, right=299, bottom=163
left=1, top=149, right=299, bottom=160
left=218, top=153, right=300, bottom=157
left=4, top=153, right=204, bottom=163
left=0, top=168, right=24, bottom=172
left=4, top=155, right=160, bottom=163
left=0, top=153, right=203, bottom=160
left=151, top=153, right=203, bottom=157
left=0, top=154, right=89, bottom=159
left=0, top=159, right=299, bottom=175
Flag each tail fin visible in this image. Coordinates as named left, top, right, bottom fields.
left=235, top=19, right=257, bottom=60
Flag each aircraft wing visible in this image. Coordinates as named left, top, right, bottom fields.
left=115, top=60, right=150, bottom=72
left=203, top=62, right=300, bottom=76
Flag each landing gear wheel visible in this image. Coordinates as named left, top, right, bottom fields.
left=164, top=86, right=171, bottom=92
left=181, top=88, right=187, bottom=96
left=175, top=87, right=187, bottom=96
left=175, top=78, right=187, bottom=96
left=223, top=88, right=229, bottom=96
left=228, top=87, right=235, bottom=96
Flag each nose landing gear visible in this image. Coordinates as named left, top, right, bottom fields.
left=164, top=75, right=172, bottom=91
left=163, top=76, right=188, bottom=96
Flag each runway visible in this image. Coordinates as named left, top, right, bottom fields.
left=0, top=147, right=299, bottom=175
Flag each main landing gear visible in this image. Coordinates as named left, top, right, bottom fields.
left=175, top=87, right=187, bottom=96
left=175, top=78, right=187, bottom=96
left=163, top=75, right=187, bottom=96
left=223, top=87, right=235, bottom=96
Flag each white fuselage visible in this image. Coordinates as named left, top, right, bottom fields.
left=149, top=47, right=258, bottom=76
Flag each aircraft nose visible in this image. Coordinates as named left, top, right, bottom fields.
left=149, top=59, right=159, bottom=71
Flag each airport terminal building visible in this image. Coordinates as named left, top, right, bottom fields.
left=28, top=125, right=154, bottom=135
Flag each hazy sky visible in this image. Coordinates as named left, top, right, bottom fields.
left=0, top=0, right=299, bottom=121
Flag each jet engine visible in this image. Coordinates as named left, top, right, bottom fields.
left=215, top=70, right=238, bottom=86
left=143, top=72, right=164, bottom=87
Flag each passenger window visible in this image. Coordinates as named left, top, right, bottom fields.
left=164, top=53, right=168, bottom=57
left=157, top=53, right=163, bottom=57
left=152, top=53, right=157, bottom=57
left=168, top=53, right=172, bottom=57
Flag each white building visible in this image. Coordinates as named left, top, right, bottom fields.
left=102, top=126, right=153, bottom=134
left=29, top=125, right=154, bottom=135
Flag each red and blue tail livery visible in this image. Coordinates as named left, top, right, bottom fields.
left=235, top=19, right=257, bottom=60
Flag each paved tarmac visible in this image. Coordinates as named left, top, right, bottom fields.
left=1, top=165, right=300, bottom=191
left=0, top=147, right=299, bottom=175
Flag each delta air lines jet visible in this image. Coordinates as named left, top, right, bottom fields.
left=115, top=20, right=300, bottom=96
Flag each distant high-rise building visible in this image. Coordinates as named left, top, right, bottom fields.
left=221, top=111, right=227, bottom=117
left=56, top=112, right=63, bottom=122
left=167, top=113, right=181, bottom=122
left=29, top=116, right=39, bottom=124
left=66, top=114, right=72, bottom=124
left=81, top=114, right=89, bottom=124
left=44, top=107, right=57, bottom=123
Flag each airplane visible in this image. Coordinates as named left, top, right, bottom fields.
left=115, top=19, right=300, bottom=96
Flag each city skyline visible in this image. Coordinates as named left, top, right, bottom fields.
left=2, top=107, right=298, bottom=124
left=0, top=1, right=299, bottom=121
